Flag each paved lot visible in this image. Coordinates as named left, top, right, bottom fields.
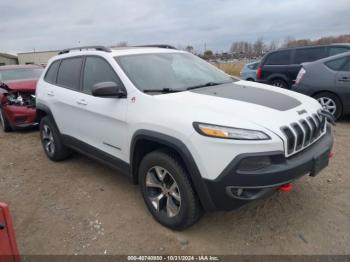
left=0, top=118, right=349, bottom=255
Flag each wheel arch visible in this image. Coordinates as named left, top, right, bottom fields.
left=130, top=130, right=216, bottom=211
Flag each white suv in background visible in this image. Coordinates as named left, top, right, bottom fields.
left=36, top=45, right=334, bottom=229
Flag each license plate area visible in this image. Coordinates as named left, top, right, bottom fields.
left=310, top=150, right=329, bottom=177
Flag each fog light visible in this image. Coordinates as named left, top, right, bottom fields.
left=237, top=156, right=272, bottom=172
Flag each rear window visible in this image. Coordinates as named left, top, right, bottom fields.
left=44, top=60, right=60, bottom=84
left=0, top=68, right=43, bottom=82
left=294, top=47, right=326, bottom=64
left=247, top=62, right=259, bottom=70
left=325, top=57, right=348, bottom=71
left=329, top=47, right=350, bottom=56
left=56, top=57, right=83, bottom=90
left=265, top=51, right=291, bottom=65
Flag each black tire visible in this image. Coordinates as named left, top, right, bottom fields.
left=0, top=108, right=12, bottom=132
left=40, top=116, right=71, bottom=161
left=270, top=78, right=289, bottom=89
left=139, top=150, right=203, bottom=230
left=246, top=78, right=255, bottom=82
left=313, top=92, right=343, bottom=120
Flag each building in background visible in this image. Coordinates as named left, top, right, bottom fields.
left=0, top=53, right=18, bottom=66
left=17, top=50, right=59, bottom=65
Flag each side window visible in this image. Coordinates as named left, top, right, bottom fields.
left=342, top=59, right=350, bottom=71
left=44, top=60, right=60, bottom=83
left=294, top=47, right=326, bottom=64
left=325, top=57, right=348, bottom=71
left=56, top=57, right=83, bottom=90
left=329, top=47, right=350, bottom=56
left=83, top=56, right=122, bottom=94
left=265, top=51, right=291, bottom=65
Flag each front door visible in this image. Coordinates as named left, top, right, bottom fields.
left=75, top=56, right=128, bottom=161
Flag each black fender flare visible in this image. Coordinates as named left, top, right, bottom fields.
left=36, top=103, right=60, bottom=131
left=130, top=130, right=216, bottom=211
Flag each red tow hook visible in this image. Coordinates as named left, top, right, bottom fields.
left=278, top=183, right=293, bottom=192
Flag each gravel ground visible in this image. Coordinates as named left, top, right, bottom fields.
left=0, top=118, right=349, bottom=255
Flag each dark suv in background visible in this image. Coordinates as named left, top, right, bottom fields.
left=257, top=44, right=350, bottom=89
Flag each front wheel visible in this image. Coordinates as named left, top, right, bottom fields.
left=139, top=150, right=203, bottom=230
left=313, top=92, right=343, bottom=120
left=0, top=108, right=12, bottom=132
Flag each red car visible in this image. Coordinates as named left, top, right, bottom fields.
left=0, top=65, right=44, bottom=132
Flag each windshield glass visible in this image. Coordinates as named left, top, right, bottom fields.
left=0, top=68, right=44, bottom=82
left=115, top=53, right=234, bottom=93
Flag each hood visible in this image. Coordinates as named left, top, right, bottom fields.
left=1, top=79, right=37, bottom=93
left=154, top=80, right=322, bottom=135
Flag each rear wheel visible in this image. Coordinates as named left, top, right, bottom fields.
left=139, top=150, right=203, bottom=230
left=40, top=116, right=71, bottom=161
left=313, top=92, right=343, bottom=120
left=0, top=108, right=12, bottom=132
left=270, top=79, right=289, bottom=89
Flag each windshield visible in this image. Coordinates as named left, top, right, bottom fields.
left=115, top=53, right=234, bottom=93
left=0, top=68, right=44, bottom=82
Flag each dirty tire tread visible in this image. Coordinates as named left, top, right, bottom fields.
left=0, top=108, right=12, bottom=132
left=40, top=116, right=71, bottom=161
left=139, top=149, right=203, bottom=230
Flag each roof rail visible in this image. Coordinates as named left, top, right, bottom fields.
left=134, top=44, right=177, bottom=50
left=58, top=46, right=112, bottom=55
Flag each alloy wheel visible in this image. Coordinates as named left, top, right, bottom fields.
left=42, top=125, right=55, bottom=155
left=317, top=97, right=336, bottom=116
left=145, top=166, right=181, bottom=218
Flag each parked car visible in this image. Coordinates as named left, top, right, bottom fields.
left=292, top=52, right=350, bottom=120
left=257, top=44, right=350, bottom=89
left=36, top=45, right=334, bottom=229
left=0, top=64, right=44, bottom=132
left=240, top=61, right=260, bottom=81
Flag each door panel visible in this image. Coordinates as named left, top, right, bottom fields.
left=49, top=57, right=83, bottom=138
left=335, top=59, right=350, bottom=112
left=76, top=56, right=128, bottom=160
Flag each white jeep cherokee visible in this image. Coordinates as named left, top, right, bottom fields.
left=36, top=45, right=334, bottom=229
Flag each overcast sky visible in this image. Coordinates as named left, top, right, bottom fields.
left=1, top=0, right=349, bottom=54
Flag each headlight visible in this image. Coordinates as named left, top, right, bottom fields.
left=193, top=122, right=270, bottom=140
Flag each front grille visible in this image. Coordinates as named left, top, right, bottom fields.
left=281, top=112, right=327, bottom=157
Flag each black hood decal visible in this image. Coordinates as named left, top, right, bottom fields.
left=190, top=83, right=301, bottom=111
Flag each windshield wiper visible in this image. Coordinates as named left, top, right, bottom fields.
left=143, top=88, right=182, bottom=94
left=186, top=81, right=230, bottom=91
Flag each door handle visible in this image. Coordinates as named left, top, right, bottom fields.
left=47, top=91, right=55, bottom=96
left=76, top=99, right=87, bottom=106
left=338, top=77, right=350, bottom=82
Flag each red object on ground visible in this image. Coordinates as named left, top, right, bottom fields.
left=329, top=152, right=334, bottom=159
left=0, top=203, right=20, bottom=262
left=278, top=183, right=293, bottom=192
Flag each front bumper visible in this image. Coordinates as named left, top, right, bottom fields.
left=3, top=105, right=38, bottom=129
left=204, top=125, right=333, bottom=210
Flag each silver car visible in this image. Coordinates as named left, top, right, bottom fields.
left=292, top=52, right=350, bottom=119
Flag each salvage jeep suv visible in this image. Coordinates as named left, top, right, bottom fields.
left=36, top=45, right=334, bottom=229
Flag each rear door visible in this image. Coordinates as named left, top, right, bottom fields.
left=75, top=56, right=128, bottom=159
left=50, top=56, right=84, bottom=138
left=335, top=58, right=350, bottom=111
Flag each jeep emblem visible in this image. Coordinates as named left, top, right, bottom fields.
left=297, top=109, right=307, bottom=115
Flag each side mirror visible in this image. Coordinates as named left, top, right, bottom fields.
left=91, top=82, right=127, bottom=98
